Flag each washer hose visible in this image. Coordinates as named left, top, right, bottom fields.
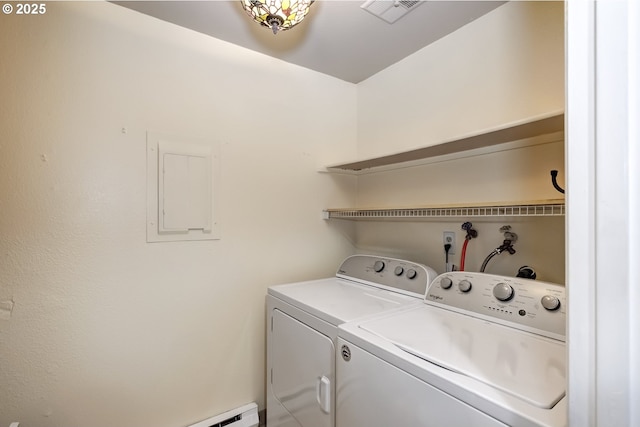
left=460, top=238, right=469, bottom=271
left=480, top=249, right=500, bottom=272
left=480, top=239, right=517, bottom=272
left=459, top=222, right=477, bottom=272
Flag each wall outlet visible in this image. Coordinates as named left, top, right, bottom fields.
left=443, top=231, right=456, bottom=255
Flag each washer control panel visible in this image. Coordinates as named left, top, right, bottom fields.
left=426, top=272, right=566, bottom=341
left=336, top=255, right=437, bottom=298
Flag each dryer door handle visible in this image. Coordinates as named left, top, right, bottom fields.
left=316, top=375, right=331, bottom=414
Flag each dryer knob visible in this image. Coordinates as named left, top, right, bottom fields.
left=440, top=277, right=453, bottom=289
left=394, top=266, right=404, bottom=276
left=373, top=260, right=385, bottom=272
left=406, top=269, right=417, bottom=279
left=541, top=295, right=561, bottom=311
left=493, top=283, right=514, bottom=301
left=458, top=280, right=472, bottom=293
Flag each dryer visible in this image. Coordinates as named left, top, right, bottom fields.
left=337, top=271, right=566, bottom=427
left=266, top=255, right=437, bottom=427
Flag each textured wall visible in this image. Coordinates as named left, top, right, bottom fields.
left=0, top=3, right=356, bottom=426
left=0, top=2, right=567, bottom=426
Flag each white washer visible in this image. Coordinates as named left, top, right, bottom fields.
left=266, top=255, right=437, bottom=427
left=337, top=271, right=567, bottom=427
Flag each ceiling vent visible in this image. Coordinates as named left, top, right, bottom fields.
left=360, top=0, right=425, bottom=24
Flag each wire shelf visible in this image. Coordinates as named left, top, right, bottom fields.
left=324, top=203, right=565, bottom=220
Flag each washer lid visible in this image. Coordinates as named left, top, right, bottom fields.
left=359, top=305, right=566, bottom=409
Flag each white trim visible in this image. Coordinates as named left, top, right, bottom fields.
left=567, top=1, right=639, bottom=425
left=594, top=1, right=631, bottom=425
left=566, top=0, right=596, bottom=426
left=627, top=0, right=640, bottom=423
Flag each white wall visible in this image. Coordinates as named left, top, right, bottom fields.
left=348, top=1, right=565, bottom=283
left=0, top=1, right=567, bottom=425
left=357, top=1, right=565, bottom=159
left=352, top=138, right=566, bottom=284
left=0, top=3, right=357, bottom=426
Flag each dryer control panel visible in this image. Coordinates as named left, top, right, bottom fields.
left=336, top=255, right=437, bottom=298
left=425, top=272, right=566, bottom=341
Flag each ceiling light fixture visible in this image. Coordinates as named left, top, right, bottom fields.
left=240, top=0, right=314, bottom=35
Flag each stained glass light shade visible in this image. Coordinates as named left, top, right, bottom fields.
left=240, top=0, right=314, bottom=35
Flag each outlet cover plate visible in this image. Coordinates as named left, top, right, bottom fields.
left=443, top=231, right=456, bottom=255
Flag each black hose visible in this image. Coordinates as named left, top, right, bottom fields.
left=550, top=170, right=565, bottom=194
left=480, top=250, right=500, bottom=272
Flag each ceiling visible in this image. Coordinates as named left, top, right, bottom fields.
left=113, top=1, right=506, bottom=84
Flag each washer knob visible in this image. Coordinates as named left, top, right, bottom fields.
left=394, top=266, right=404, bottom=276
left=458, top=279, right=472, bottom=293
left=541, top=295, right=561, bottom=311
left=373, top=260, right=385, bottom=272
left=493, top=282, right=514, bottom=301
left=440, top=277, right=453, bottom=289
left=406, top=269, right=417, bottom=279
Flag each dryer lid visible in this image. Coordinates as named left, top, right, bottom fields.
left=269, top=278, right=418, bottom=325
left=359, top=305, right=566, bottom=409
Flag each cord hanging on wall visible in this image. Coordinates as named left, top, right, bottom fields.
left=550, top=170, right=565, bottom=194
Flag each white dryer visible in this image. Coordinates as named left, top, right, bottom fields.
left=337, top=271, right=566, bottom=427
left=266, top=255, right=437, bottom=427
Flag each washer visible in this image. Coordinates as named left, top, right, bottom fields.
left=266, top=254, right=437, bottom=427
left=337, top=271, right=566, bottom=427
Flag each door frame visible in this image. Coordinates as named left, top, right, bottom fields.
left=566, top=1, right=640, bottom=425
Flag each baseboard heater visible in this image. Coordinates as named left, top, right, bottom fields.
left=186, top=402, right=259, bottom=427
